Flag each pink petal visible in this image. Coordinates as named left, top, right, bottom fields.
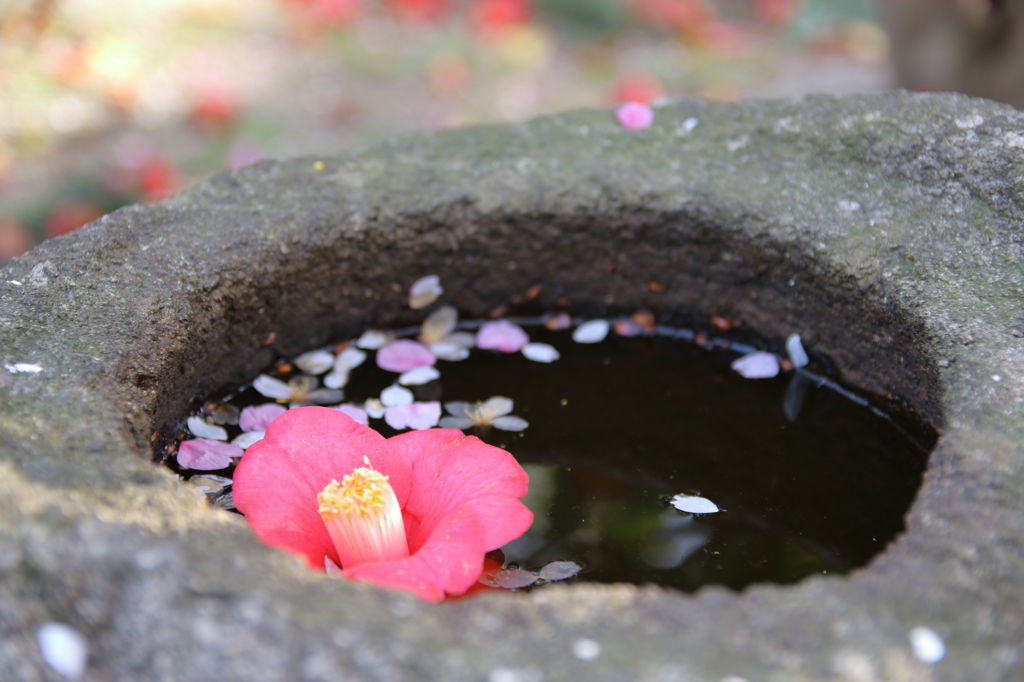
left=616, top=102, right=654, bottom=130
left=333, top=404, right=369, bottom=425
left=731, top=351, right=780, bottom=379
left=376, top=339, right=437, bottom=373
left=476, top=320, right=529, bottom=353
left=239, top=403, right=287, bottom=432
left=177, top=438, right=241, bottom=470
left=384, top=402, right=441, bottom=431
left=232, top=407, right=413, bottom=571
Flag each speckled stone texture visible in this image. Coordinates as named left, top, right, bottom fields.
left=1, top=92, right=1023, bottom=681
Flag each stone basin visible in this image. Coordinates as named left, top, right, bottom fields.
left=1, top=92, right=1022, bottom=681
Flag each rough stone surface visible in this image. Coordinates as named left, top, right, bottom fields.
left=2, top=92, right=1023, bottom=681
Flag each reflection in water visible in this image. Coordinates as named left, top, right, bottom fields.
left=641, top=513, right=712, bottom=570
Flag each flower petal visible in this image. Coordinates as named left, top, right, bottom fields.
left=398, top=365, right=440, bottom=386
left=333, top=404, right=369, bottom=425
left=376, top=340, right=437, bottom=373
left=303, top=388, right=345, bottom=405
left=491, top=416, right=529, bottom=432
left=438, top=416, right=475, bottom=430
left=786, top=333, right=809, bottom=368
left=573, top=319, right=610, bottom=344
left=421, top=306, right=458, bottom=346
left=335, top=347, right=367, bottom=371
left=322, top=368, right=350, bottom=390
left=430, top=343, right=471, bottom=362
left=616, top=101, right=654, bottom=130
left=233, top=430, right=266, bottom=450
left=731, top=351, right=780, bottom=379
left=521, top=342, right=559, bottom=363
left=364, top=398, right=386, bottom=419
left=177, top=438, right=241, bottom=470
left=252, top=374, right=292, bottom=399
left=355, top=330, right=392, bottom=350
left=409, top=274, right=443, bottom=309
left=480, top=396, right=514, bottom=420
left=239, top=403, right=287, bottom=432
left=384, top=402, right=441, bottom=431
left=443, top=401, right=473, bottom=418
left=293, top=349, right=335, bottom=375
left=233, top=407, right=413, bottom=571
left=381, top=384, right=414, bottom=407
left=187, top=416, right=228, bottom=441
left=476, top=320, right=529, bottom=353
left=670, top=494, right=720, bottom=514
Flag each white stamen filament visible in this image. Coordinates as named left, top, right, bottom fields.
left=317, top=458, right=409, bottom=570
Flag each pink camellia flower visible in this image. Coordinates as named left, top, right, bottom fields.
left=376, top=339, right=437, bottom=373
left=177, top=438, right=242, bottom=470
left=616, top=101, right=654, bottom=130
left=476, top=319, right=529, bottom=353
left=233, top=407, right=533, bottom=602
left=240, top=403, right=288, bottom=432
left=384, top=401, right=441, bottom=430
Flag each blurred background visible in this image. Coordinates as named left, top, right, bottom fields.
left=1, top=0, right=1021, bottom=263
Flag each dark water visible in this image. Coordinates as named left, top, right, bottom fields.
left=340, top=328, right=934, bottom=593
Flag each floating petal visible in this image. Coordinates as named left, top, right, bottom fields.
left=430, top=341, right=471, bottom=362
left=381, top=384, right=414, bottom=407
left=355, top=330, right=392, bottom=350
left=616, top=102, right=654, bottom=130
left=399, top=365, right=441, bottom=386
left=786, top=333, right=809, bottom=368
left=240, top=403, right=287, bottom=431
left=487, top=569, right=538, bottom=589
left=409, top=274, right=443, bottom=309
left=233, top=430, right=266, bottom=450
left=336, top=347, right=367, bottom=370
left=438, top=416, right=475, bottom=430
left=491, top=415, right=529, bottom=432
left=670, top=494, right=720, bottom=514
left=476, top=320, right=529, bottom=353
left=421, top=305, right=458, bottom=346
left=385, top=402, right=442, bottom=430
left=521, top=342, right=559, bottom=363
left=731, top=351, right=780, bottom=379
left=538, top=560, right=581, bottom=581
left=187, top=416, right=228, bottom=441
left=545, top=312, right=571, bottom=330
left=293, top=349, right=335, bottom=375
left=253, top=374, right=292, bottom=399
left=573, top=319, right=610, bottom=344
left=177, top=438, right=242, bottom=470
left=323, top=368, right=350, bottom=390
left=364, top=398, right=386, bottom=419
left=377, top=339, right=437, bottom=373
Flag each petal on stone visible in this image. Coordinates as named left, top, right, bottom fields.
left=521, top=342, right=559, bottom=363
left=177, top=438, right=241, bottom=470
left=37, top=622, right=88, bottom=681
left=616, top=101, right=654, bottom=130
left=476, top=320, right=529, bottom=353
left=233, top=430, right=266, bottom=450
left=786, top=333, right=809, bottom=368
left=538, top=560, right=581, bottom=581
left=252, top=374, right=292, bottom=399
left=239, top=403, right=287, bottom=431
left=421, top=305, right=458, bottom=346
left=731, top=351, right=780, bottom=379
left=438, top=416, right=475, bottom=430
left=399, top=365, right=441, bottom=386
left=381, top=384, right=414, bottom=407
left=233, top=407, right=414, bottom=571
left=670, top=494, right=720, bottom=514
left=293, top=349, right=335, bottom=375
left=385, top=402, right=441, bottom=430
left=355, top=330, right=392, bottom=350
left=187, top=416, right=228, bottom=441
left=409, top=274, right=443, bottom=309
left=480, top=396, right=514, bottom=420
left=333, top=404, right=369, bottom=425
left=377, top=339, right=437, bottom=373
left=491, top=416, right=529, bottom=432
left=573, top=319, right=610, bottom=344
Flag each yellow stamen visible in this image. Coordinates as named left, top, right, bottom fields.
left=317, top=458, right=408, bottom=570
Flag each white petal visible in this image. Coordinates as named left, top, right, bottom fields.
left=232, top=430, right=266, bottom=450
left=480, top=396, right=515, bottom=420
left=252, top=374, right=293, bottom=399
left=380, top=384, right=414, bottom=407
left=571, top=638, right=601, bottom=662
left=355, top=330, right=391, bottom=350
left=430, top=343, right=471, bottom=361
left=187, top=416, right=228, bottom=441
left=399, top=365, right=440, bottom=386
left=325, top=556, right=341, bottom=577
left=491, top=415, right=529, bottom=431
left=731, top=352, right=780, bottom=379
left=909, top=627, right=945, bottom=664
left=443, top=331, right=476, bottom=348
left=443, top=401, right=474, bottom=418
left=37, top=622, right=88, bottom=680
left=573, top=319, right=610, bottom=344
left=538, top=560, right=581, bottom=581
left=439, top=416, right=475, bottom=429
left=293, top=349, right=335, bottom=375
left=335, top=347, right=367, bottom=370
left=421, top=305, right=458, bottom=345
left=522, top=342, right=559, bottom=363
left=671, top=494, right=719, bottom=514
left=322, top=368, right=350, bottom=390
left=409, top=274, right=443, bottom=309
left=5, top=362, right=43, bottom=373
left=363, top=398, right=387, bottom=419
left=786, top=333, right=809, bottom=368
